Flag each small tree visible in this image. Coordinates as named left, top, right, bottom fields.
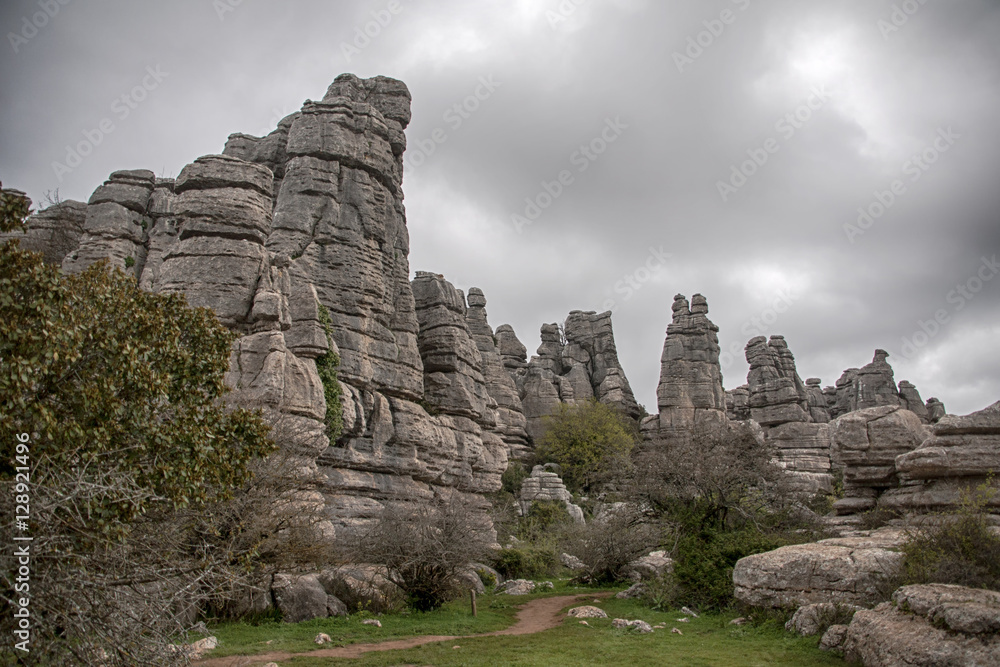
left=534, top=399, right=637, bottom=493
left=561, top=504, right=662, bottom=583
left=351, top=496, right=495, bottom=611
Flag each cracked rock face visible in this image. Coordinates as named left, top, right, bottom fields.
left=16, top=73, right=512, bottom=543
left=881, top=400, right=1000, bottom=516
left=643, top=293, right=727, bottom=445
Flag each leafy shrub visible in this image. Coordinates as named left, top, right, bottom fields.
left=674, top=529, right=786, bottom=610
left=857, top=505, right=902, bottom=531
left=501, top=460, right=529, bottom=496
left=535, top=399, right=637, bottom=493
left=517, top=500, right=572, bottom=541
left=641, top=573, right=680, bottom=611
left=493, top=545, right=558, bottom=580
left=315, top=303, right=343, bottom=441
left=475, top=567, right=497, bottom=588
left=902, top=482, right=1000, bottom=590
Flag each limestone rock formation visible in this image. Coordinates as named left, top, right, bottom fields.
left=513, top=311, right=640, bottom=440
left=882, top=400, right=1000, bottom=516
left=643, top=294, right=726, bottom=444
left=841, top=584, right=1000, bottom=666
left=829, top=406, right=932, bottom=514
left=743, top=336, right=833, bottom=495
left=732, top=529, right=906, bottom=608
left=745, top=336, right=811, bottom=427
left=926, top=397, right=946, bottom=422
left=897, top=380, right=929, bottom=421
left=725, top=385, right=750, bottom=421
left=519, top=464, right=584, bottom=524
left=465, top=287, right=531, bottom=459
left=805, top=378, right=832, bottom=423
left=0, top=197, right=87, bottom=264
left=15, top=73, right=513, bottom=543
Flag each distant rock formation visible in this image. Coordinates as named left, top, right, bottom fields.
left=643, top=294, right=727, bottom=444
left=742, top=336, right=833, bottom=495
left=465, top=288, right=531, bottom=459
left=882, top=400, right=1000, bottom=516
left=504, top=310, right=640, bottom=440
left=0, top=195, right=86, bottom=265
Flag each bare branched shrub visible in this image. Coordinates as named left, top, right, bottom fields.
left=348, top=495, right=495, bottom=611
left=561, top=504, right=662, bottom=583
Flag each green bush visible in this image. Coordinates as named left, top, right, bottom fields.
left=641, top=573, right=680, bottom=611
left=674, top=529, right=786, bottom=610
left=475, top=567, right=497, bottom=588
left=493, top=546, right=558, bottom=580
left=501, top=460, right=529, bottom=495
left=315, top=303, right=343, bottom=441
left=902, top=482, right=1000, bottom=590
left=517, top=500, right=572, bottom=541
left=535, top=399, right=637, bottom=493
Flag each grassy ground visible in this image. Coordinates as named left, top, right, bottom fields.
left=203, top=582, right=598, bottom=658
left=204, top=584, right=844, bottom=666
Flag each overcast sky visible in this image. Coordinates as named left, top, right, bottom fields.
left=2, top=0, right=999, bottom=416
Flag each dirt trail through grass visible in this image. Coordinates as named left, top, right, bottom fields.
left=197, top=593, right=609, bottom=666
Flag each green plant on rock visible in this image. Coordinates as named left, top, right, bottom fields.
left=901, top=479, right=1000, bottom=590
left=315, top=302, right=343, bottom=442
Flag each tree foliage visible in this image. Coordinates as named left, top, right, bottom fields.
left=316, top=302, right=343, bottom=442
left=0, top=196, right=278, bottom=663
left=534, top=399, right=637, bottom=493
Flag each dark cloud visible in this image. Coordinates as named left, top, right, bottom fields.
left=2, top=0, right=998, bottom=415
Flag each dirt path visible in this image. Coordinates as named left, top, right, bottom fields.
left=197, top=593, right=609, bottom=666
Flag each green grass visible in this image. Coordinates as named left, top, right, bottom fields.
left=203, top=582, right=599, bottom=658
left=204, top=584, right=843, bottom=666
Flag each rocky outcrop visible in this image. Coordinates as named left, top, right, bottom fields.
left=465, top=288, right=531, bottom=459
left=0, top=198, right=87, bottom=264
left=832, top=350, right=940, bottom=423
left=840, top=584, right=1000, bottom=666
left=519, top=464, right=584, bottom=524
left=732, top=529, right=905, bottom=609
left=15, top=73, right=514, bottom=544
left=62, top=169, right=156, bottom=279
left=897, top=380, right=929, bottom=421
left=514, top=311, right=640, bottom=440
left=725, top=385, right=750, bottom=421
left=643, top=294, right=726, bottom=444
left=746, top=336, right=811, bottom=427
left=805, top=378, right=832, bottom=423
left=882, top=400, right=1000, bottom=516
left=830, top=406, right=931, bottom=514
left=743, top=336, right=833, bottom=495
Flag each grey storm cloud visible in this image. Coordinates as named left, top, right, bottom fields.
left=2, top=0, right=998, bottom=415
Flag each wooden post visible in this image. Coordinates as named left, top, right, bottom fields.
left=470, top=589, right=477, bottom=617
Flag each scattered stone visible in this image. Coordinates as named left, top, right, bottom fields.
left=612, top=618, right=653, bottom=633
left=819, top=624, right=848, bottom=653
left=183, top=636, right=218, bottom=660
left=579, top=620, right=590, bottom=626
left=729, top=617, right=747, bottom=626
left=314, top=633, right=332, bottom=644
left=680, top=606, right=699, bottom=618
left=675, top=618, right=689, bottom=623
left=624, top=550, right=674, bottom=582
left=361, top=619, right=382, bottom=627
left=615, top=583, right=646, bottom=599
left=497, top=579, right=536, bottom=595
left=560, top=552, right=587, bottom=571
left=567, top=606, right=608, bottom=619
left=671, top=627, right=683, bottom=635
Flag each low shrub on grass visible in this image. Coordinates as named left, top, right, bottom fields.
left=493, top=545, right=558, bottom=580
